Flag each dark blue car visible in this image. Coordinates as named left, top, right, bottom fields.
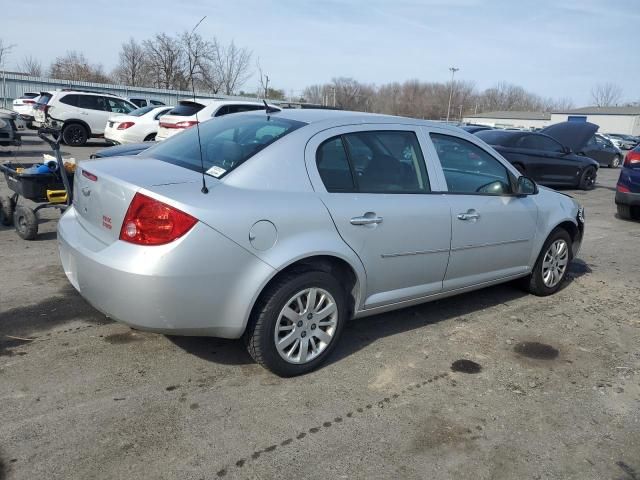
left=616, top=145, right=640, bottom=220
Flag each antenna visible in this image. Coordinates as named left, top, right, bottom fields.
left=262, top=99, right=278, bottom=116
left=188, top=15, right=208, bottom=194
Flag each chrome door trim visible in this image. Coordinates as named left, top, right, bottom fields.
left=451, top=237, right=530, bottom=252
left=381, top=248, right=450, bottom=258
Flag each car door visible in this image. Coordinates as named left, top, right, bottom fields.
left=425, top=129, right=538, bottom=290
left=581, top=135, right=608, bottom=166
left=305, top=125, right=452, bottom=308
left=76, top=95, right=110, bottom=135
left=512, top=134, right=577, bottom=184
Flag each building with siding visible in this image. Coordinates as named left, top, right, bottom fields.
left=462, top=111, right=552, bottom=130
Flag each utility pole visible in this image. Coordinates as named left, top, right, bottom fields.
left=332, top=86, right=336, bottom=107
left=446, top=66, right=459, bottom=123
left=264, top=74, right=269, bottom=99
left=459, top=104, right=463, bottom=121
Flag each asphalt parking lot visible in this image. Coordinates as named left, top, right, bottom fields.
left=1, top=133, right=639, bottom=480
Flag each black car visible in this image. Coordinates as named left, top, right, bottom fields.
left=89, top=142, right=155, bottom=159
left=475, top=122, right=599, bottom=190
left=581, top=134, right=623, bottom=168
left=462, top=124, right=493, bottom=134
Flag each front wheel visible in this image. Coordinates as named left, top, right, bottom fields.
left=245, top=270, right=347, bottom=376
left=521, top=229, right=572, bottom=296
left=579, top=166, right=596, bottom=190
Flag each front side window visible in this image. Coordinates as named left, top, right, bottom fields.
left=107, top=98, right=136, bottom=114
left=430, top=133, right=512, bottom=195
left=141, top=114, right=306, bottom=178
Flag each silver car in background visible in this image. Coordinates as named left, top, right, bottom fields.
left=58, top=109, right=584, bottom=376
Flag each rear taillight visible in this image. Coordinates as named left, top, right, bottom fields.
left=159, top=120, right=198, bottom=129
left=624, top=150, right=640, bottom=167
left=23, top=100, right=35, bottom=104
left=117, top=122, right=135, bottom=130
left=119, top=193, right=197, bottom=246
left=43, top=105, right=50, bottom=114
left=617, top=184, right=631, bottom=193
left=81, top=169, right=98, bottom=182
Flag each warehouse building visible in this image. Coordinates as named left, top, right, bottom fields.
left=465, top=106, right=640, bottom=135
left=550, top=107, right=640, bottom=136
left=462, top=111, right=551, bottom=130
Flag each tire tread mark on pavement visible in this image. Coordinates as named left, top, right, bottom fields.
left=215, top=372, right=450, bottom=477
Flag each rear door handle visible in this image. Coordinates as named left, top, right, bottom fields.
left=350, top=213, right=383, bottom=226
left=457, top=210, right=480, bottom=221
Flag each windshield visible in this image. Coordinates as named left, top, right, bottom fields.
left=141, top=114, right=306, bottom=178
left=129, top=106, right=156, bottom=117
left=475, top=130, right=518, bottom=146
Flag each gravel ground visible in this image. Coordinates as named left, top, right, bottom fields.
left=1, top=134, right=639, bottom=480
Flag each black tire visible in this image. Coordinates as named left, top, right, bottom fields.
left=0, top=195, right=15, bottom=226
left=245, top=270, right=348, bottom=377
left=62, top=123, right=88, bottom=146
left=13, top=206, right=39, bottom=240
left=143, top=133, right=156, bottom=142
left=578, top=166, right=596, bottom=190
left=521, top=228, right=572, bottom=296
left=617, top=204, right=633, bottom=220
left=609, top=155, right=621, bottom=168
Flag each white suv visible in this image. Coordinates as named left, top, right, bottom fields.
left=44, top=90, right=138, bottom=146
left=156, top=99, right=280, bottom=141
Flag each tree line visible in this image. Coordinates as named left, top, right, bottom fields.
left=1, top=35, right=633, bottom=117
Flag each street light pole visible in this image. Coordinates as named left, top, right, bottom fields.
left=446, top=67, right=459, bottom=123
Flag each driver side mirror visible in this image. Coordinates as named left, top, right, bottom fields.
left=561, top=145, right=571, bottom=154
left=516, top=176, right=538, bottom=196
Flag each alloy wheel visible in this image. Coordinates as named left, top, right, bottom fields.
left=274, top=287, right=338, bottom=364
left=541, top=239, right=569, bottom=288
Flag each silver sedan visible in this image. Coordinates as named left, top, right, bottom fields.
left=58, top=109, right=584, bottom=376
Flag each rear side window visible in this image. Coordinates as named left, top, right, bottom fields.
left=168, top=101, right=205, bottom=116
left=317, top=138, right=355, bottom=192
left=430, top=133, right=512, bottom=195
left=316, top=131, right=429, bottom=194
left=77, top=95, right=107, bottom=111
left=515, top=134, right=563, bottom=152
left=142, top=114, right=306, bottom=178
left=59, top=94, right=79, bottom=106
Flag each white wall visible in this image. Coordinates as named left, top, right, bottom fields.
left=550, top=113, right=640, bottom=135
left=462, top=117, right=551, bottom=130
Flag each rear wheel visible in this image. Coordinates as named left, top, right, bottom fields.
left=521, top=228, right=572, bottom=296
left=0, top=195, right=15, bottom=226
left=578, top=166, right=596, bottom=190
left=62, top=123, right=88, bottom=146
left=609, top=155, right=621, bottom=168
left=14, top=206, right=38, bottom=240
left=617, top=204, right=633, bottom=220
left=245, top=270, right=347, bottom=376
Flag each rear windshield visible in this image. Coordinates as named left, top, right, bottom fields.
left=475, top=130, right=518, bottom=146
left=167, top=101, right=205, bottom=117
left=141, top=114, right=306, bottom=178
left=129, top=106, right=156, bottom=117
left=36, top=93, right=52, bottom=105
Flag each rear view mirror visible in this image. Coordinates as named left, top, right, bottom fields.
left=516, top=176, right=538, bottom=196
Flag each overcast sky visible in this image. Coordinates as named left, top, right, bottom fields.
left=3, top=0, right=638, bottom=105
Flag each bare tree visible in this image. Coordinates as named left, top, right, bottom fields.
left=0, top=38, right=16, bottom=70
left=181, top=31, right=216, bottom=92
left=212, top=40, right=252, bottom=95
left=49, top=51, right=110, bottom=82
left=591, top=82, right=623, bottom=107
left=113, top=38, right=148, bottom=86
left=19, top=55, right=43, bottom=76
left=143, top=33, right=186, bottom=89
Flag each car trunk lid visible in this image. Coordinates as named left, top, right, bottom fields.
left=541, top=121, right=599, bottom=153
left=73, top=156, right=214, bottom=245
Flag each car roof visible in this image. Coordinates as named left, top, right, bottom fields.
left=178, top=98, right=273, bottom=107
left=246, top=108, right=463, bottom=131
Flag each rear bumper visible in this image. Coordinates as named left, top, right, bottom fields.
left=58, top=206, right=275, bottom=338
left=616, top=190, right=640, bottom=207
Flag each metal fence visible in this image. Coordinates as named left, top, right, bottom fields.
left=0, top=72, right=284, bottom=108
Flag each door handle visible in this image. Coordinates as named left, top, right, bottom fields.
left=350, top=213, right=383, bottom=226
left=457, top=210, right=480, bottom=221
